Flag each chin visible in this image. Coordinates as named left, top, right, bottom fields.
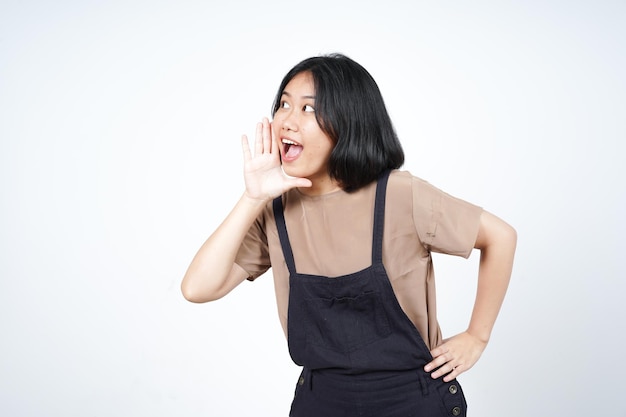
left=281, top=165, right=302, bottom=179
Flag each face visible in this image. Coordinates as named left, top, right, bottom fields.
left=272, top=71, right=337, bottom=192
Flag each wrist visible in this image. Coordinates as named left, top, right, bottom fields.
left=466, top=327, right=490, bottom=345
left=241, top=191, right=272, bottom=207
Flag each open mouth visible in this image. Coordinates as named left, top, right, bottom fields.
left=282, top=138, right=303, bottom=161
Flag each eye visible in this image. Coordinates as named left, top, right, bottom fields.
left=303, top=104, right=315, bottom=113
left=280, top=101, right=290, bottom=109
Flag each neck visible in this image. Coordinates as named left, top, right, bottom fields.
left=298, top=177, right=342, bottom=196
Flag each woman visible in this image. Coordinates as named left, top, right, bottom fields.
left=182, top=53, right=517, bottom=416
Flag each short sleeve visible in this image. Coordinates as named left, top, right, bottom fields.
left=412, top=177, right=483, bottom=258
left=234, top=210, right=272, bottom=281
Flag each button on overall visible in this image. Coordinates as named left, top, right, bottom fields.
left=274, top=170, right=467, bottom=417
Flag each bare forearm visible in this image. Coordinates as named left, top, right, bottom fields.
left=467, top=211, right=517, bottom=343
left=425, top=211, right=516, bottom=381
left=181, top=193, right=268, bottom=302
left=182, top=118, right=312, bottom=302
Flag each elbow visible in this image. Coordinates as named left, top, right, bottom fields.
left=180, top=280, right=202, bottom=303
left=181, top=284, right=202, bottom=303
left=476, top=211, right=518, bottom=253
left=492, top=221, right=517, bottom=257
left=180, top=277, right=223, bottom=303
left=504, top=222, right=518, bottom=252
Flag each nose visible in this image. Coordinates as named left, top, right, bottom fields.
left=282, top=109, right=298, bottom=132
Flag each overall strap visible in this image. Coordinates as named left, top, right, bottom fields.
left=273, top=196, right=297, bottom=275
left=372, top=170, right=391, bottom=264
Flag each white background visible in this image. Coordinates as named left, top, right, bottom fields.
left=1, top=1, right=624, bottom=416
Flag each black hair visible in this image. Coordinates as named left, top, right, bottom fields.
left=271, top=53, right=404, bottom=192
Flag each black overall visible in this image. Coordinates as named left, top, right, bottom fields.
left=273, top=171, right=467, bottom=417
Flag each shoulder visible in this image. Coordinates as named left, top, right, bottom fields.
left=387, top=169, right=432, bottom=188
left=385, top=170, right=417, bottom=218
left=389, top=169, right=459, bottom=203
left=387, top=169, right=431, bottom=201
left=387, top=169, right=413, bottom=193
left=386, top=169, right=458, bottom=223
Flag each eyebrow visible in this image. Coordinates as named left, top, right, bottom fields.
left=281, top=91, right=316, bottom=100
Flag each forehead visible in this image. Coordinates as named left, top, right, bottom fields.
left=282, top=71, right=315, bottom=97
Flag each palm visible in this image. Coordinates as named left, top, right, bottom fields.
left=241, top=118, right=310, bottom=200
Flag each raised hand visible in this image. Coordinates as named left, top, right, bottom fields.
left=241, top=117, right=311, bottom=201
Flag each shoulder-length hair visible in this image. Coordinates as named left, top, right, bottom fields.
left=271, top=53, right=404, bottom=192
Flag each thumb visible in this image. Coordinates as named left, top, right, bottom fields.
left=288, top=177, right=313, bottom=189
left=280, top=166, right=312, bottom=189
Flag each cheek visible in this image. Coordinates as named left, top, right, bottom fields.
left=307, top=136, right=333, bottom=155
left=320, top=134, right=336, bottom=155
left=271, top=116, right=283, bottom=129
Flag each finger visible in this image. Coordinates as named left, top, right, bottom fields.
left=429, top=345, right=446, bottom=359
left=443, top=364, right=463, bottom=382
left=424, top=347, right=449, bottom=372
left=271, top=121, right=282, bottom=163
left=242, top=135, right=252, bottom=162
left=262, top=117, right=271, bottom=154
left=254, top=122, right=263, bottom=156
left=287, top=177, right=313, bottom=189
left=431, top=361, right=458, bottom=380
left=430, top=362, right=460, bottom=382
left=425, top=358, right=448, bottom=375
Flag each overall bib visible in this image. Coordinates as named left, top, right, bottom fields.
left=273, top=171, right=467, bottom=417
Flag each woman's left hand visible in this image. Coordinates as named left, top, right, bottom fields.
left=424, top=331, right=487, bottom=382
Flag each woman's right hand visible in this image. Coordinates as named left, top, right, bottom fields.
left=241, top=117, right=311, bottom=201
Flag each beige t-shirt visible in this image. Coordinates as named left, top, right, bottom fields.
left=235, top=170, right=483, bottom=350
